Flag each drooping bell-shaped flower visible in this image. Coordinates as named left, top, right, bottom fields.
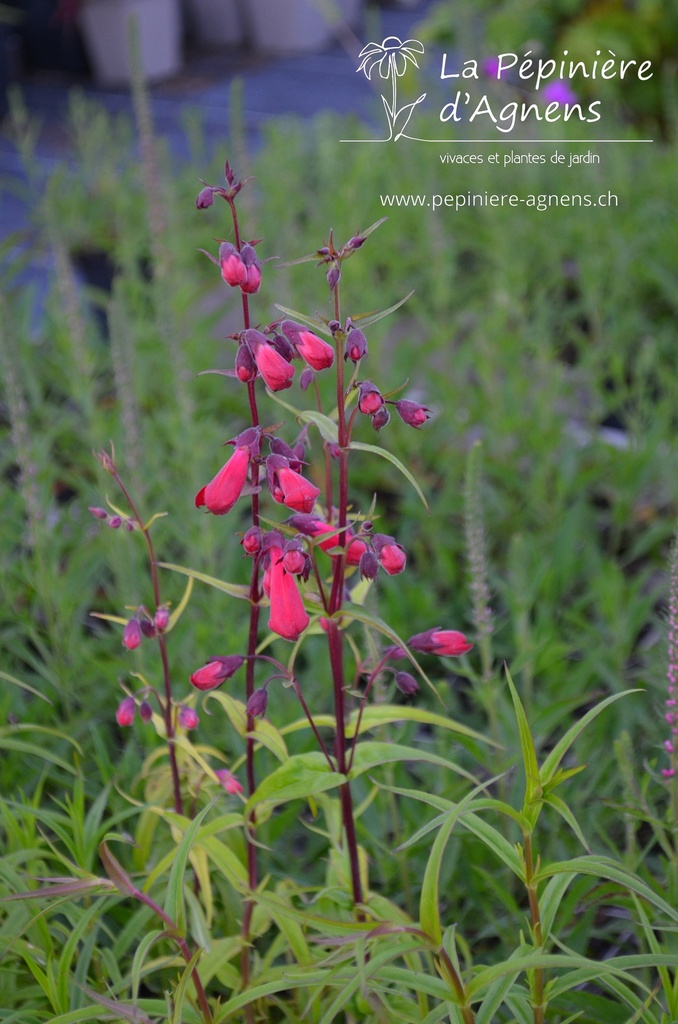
left=195, top=446, right=250, bottom=515
left=408, top=628, right=473, bottom=656
left=268, top=545, right=309, bottom=642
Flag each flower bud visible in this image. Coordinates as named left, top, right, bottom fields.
left=283, top=547, right=307, bottom=576
left=357, top=381, right=383, bottom=416
left=384, top=644, right=406, bottom=661
left=395, top=671, right=419, bottom=696
left=373, top=534, right=406, bottom=575
left=327, top=265, right=340, bottom=293
left=246, top=688, right=268, bottom=718
left=88, top=506, right=108, bottom=520
left=394, top=399, right=432, bottom=428
left=178, top=704, right=200, bottom=730
left=344, top=328, right=368, bottom=363
left=407, top=628, right=473, bottom=657
left=139, top=700, right=153, bottom=723
left=108, top=516, right=123, bottom=530
left=300, top=368, right=315, bottom=392
left=140, top=619, right=157, bottom=639
left=235, top=343, right=257, bottom=383
left=122, top=618, right=142, bottom=650
left=116, top=696, right=136, bottom=726
left=214, top=768, right=243, bottom=795
left=242, top=526, right=263, bottom=556
left=155, top=606, right=170, bottom=631
left=346, top=234, right=366, bottom=251
left=125, top=519, right=135, bottom=532
left=359, top=550, right=379, bottom=580
left=195, top=186, right=214, bottom=209
left=240, top=244, right=262, bottom=294
left=372, top=406, right=390, bottom=431
left=190, top=655, right=245, bottom=691
left=219, top=242, right=247, bottom=288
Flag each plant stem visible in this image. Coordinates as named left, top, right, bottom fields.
left=524, top=832, right=545, bottom=1024
left=114, top=472, right=183, bottom=817
left=226, top=193, right=259, bottom=1023
left=323, top=279, right=364, bottom=909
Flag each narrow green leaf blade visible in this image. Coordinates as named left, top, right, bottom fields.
left=350, top=440, right=429, bottom=511
left=157, top=563, right=250, bottom=601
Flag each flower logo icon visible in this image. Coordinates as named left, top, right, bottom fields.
left=356, top=36, right=427, bottom=141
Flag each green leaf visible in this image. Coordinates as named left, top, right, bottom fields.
left=350, top=289, right=414, bottom=329
left=274, top=304, right=331, bottom=334
left=505, top=666, right=541, bottom=815
left=297, top=409, right=339, bottom=444
left=156, top=563, right=251, bottom=601
left=534, top=855, right=678, bottom=924
left=0, top=670, right=52, bottom=703
left=349, top=741, right=479, bottom=784
left=165, top=802, right=215, bottom=934
left=544, top=793, right=590, bottom=852
left=420, top=779, right=499, bottom=945
left=350, top=440, right=429, bottom=511
left=170, top=947, right=203, bottom=1024
left=246, top=753, right=346, bottom=813
left=346, top=703, right=496, bottom=747
left=540, top=689, right=640, bottom=787
left=166, top=576, right=193, bottom=633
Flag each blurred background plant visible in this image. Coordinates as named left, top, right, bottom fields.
left=416, top=0, right=678, bottom=138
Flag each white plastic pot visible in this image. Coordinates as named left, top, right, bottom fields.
left=250, top=0, right=361, bottom=54
left=80, top=0, right=182, bottom=86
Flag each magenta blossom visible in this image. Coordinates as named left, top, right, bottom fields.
left=190, top=655, right=245, bottom=691
left=408, top=628, right=473, bottom=656
left=195, top=446, right=250, bottom=515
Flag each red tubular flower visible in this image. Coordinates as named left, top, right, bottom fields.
left=274, top=465, right=320, bottom=514
left=286, top=514, right=365, bottom=562
left=116, top=696, right=136, bottom=726
left=268, top=545, right=309, bottom=642
left=195, top=446, right=250, bottom=515
left=408, top=628, right=473, bottom=656
left=249, top=337, right=295, bottom=391
left=294, top=330, right=335, bottom=371
left=219, top=242, right=247, bottom=287
left=190, top=655, right=245, bottom=691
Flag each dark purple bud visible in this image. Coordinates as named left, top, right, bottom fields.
left=246, top=688, right=268, bottom=718
left=88, top=506, right=108, bottom=520
left=140, top=619, right=157, bottom=639
left=327, top=265, right=341, bottom=293
left=235, top=343, right=257, bottom=383
left=346, top=234, right=366, bottom=251
left=394, top=399, right=432, bottom=428
left=122, top=619, right=142, bottom=650
left=395, top=671, right=419, bottom=696
left=359, top=550, right=379, bottom=580
left=327, top=443, right=341, bottom=460
left=224, top=161, right=236, bottom=187
left=178, top=704, right=200, bottom=730
left=125, top=519, right=135, bottom=532
left=357, top=381, right=383, bottom=416
left=300, top=368, right=315, bottom=392
left=196, top=186, right=214, bottom=209
left=242, top=526, right=263, bottom=555
left=269, top=332, right=295, bottom=361
left=139, top=700, right=153, bottom=722
left=108, top=516, right=123, bottom=529
left=372, top=406, right=390, bottom=431
left=384, top=644, right=407, bottom=660
left=344, top=328, right=368, bottom=363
